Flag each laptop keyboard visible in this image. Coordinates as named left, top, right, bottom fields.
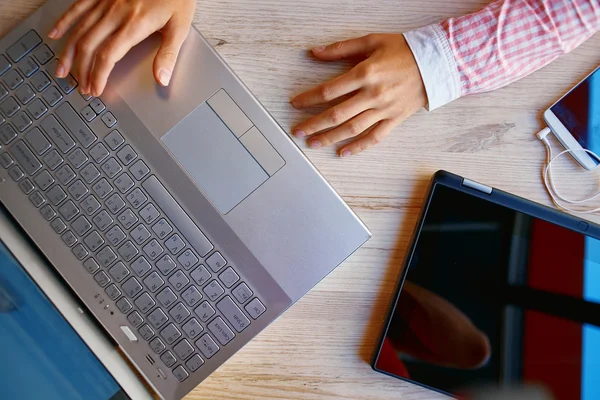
left=0, top=29, right=267, bottom=382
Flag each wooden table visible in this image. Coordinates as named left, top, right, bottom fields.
left=2, top=1, right=599, bottom=399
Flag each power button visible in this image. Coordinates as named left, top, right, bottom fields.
left=578, top=221, right=589, bottom=231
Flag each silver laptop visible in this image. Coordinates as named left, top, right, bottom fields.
left=0, top=0, right=371, bottom=398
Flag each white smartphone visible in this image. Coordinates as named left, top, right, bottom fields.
left=544, top=65, right=600, bottom=170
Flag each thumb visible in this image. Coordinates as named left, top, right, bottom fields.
left=154, top=20, right=190, bottom=86
left=311, top=34, right=379, bottom=61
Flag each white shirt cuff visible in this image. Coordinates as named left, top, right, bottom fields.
left=403, top=24, right=461, bottom=111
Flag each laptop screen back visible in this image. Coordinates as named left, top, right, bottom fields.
left=374, top=184, right=600, bottom=399
left=0, top=240, right=130, bottom=400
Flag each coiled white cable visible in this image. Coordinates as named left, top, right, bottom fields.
left=537, top=127, right=600, bottom=214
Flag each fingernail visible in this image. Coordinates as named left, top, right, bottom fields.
left=55, top=64, right=65, bottom=78
left=341, top=150, right=351, bottom=158
left=310, top=139, right=322, bottom=149
left=291, top=98, right=299, bottom=108
left=294, top=130, right=306, bottom=138
left=158, top=69, right=172, bottom=86
left=312, top=45, right=326, bottom=53
left=48, top=28, right=58, bottom=39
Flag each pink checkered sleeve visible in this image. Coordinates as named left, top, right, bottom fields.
left=403, top=0, right=600, bottom=110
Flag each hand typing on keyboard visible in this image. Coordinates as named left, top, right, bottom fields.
left=47, top=0, right=197, bottom=97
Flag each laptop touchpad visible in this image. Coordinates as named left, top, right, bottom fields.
left=161, top=102, right=268, bottom=214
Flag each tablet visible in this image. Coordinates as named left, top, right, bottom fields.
left=372, top=171, right=600, bottom=400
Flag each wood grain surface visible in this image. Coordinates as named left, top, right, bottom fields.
left=1, top=1, right=599, bottom=399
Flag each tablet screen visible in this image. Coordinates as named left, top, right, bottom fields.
left=374, top=184, right=600, bottom=400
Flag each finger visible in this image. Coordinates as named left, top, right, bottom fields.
left=293, top=92, right=373, bottom=138
left=307, top=109, right=381, bottom=149
left=76, top=14, right=123, bottom=93
left=56, top=5, right=105, bottom=80
left=153, top=19, right=190, bottom=86
left=338, top=118, right=396, bottom=157
left=48, top=0, right=99, bottom=39
left=311, top=34, right=379, bottom=61
left=291, top=66, right=366, bottom=108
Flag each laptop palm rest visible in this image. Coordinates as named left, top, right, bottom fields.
left=161, top=102, right=268, bottom=214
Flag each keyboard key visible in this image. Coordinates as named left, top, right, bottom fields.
left=51, top=218, right=67, bottom=234
left=143, top=271, right=165, bottom=293
left=149, top=337, right=166, bottom=354
left=94, top=270, right=110, bottom=287
left=93, top=210, right=113, bottom=231
left=245, top=298, right=266, bottom=319
left=143, top=239, right=164, bottom=260
left=134, top=292, right=156, bottom=314
left=186, top=354, right=204, bottom=372
left=232, top=283, right=253, bottom=304
left=40, top=115, right=75, bottom=153
left=56, top=102, right=96, bottom=148
left=115, top=173, right=135, bottom=193
left=0, top=124, right=17, bottom=144
left=182, top=318, right=203, bottom=339
left=208, top=316, right=235, bottom=345
left=104, top=130, right=124, bottom=150
left=90, top=98, right=105, bottom=114
left=169, top=302, right=190, bottom=324
left=157, top=287, right=177, bottom=308
left=194, top=301, right=215, bottom=323
left=131, top=224, right=151, bottom=245
left=203, top=280, right=225, bottom=302
left=42, top=85, right=63, bottom=107
left=30, top=71, right=50, bottom=92
left=18, top=56, right=38, bottom=77
left=140, top=203, right=160, bottom=224
left=14, top=111, right=33, bottom=132
left=173, top=339, right=194, bottom=360
left=101, top=157, right=122, bottom=179
left=80, top=163, right=101, bottom=184
left=168, top=270, right=189, bottom=292
left=122, top=277, right=143, bottom=298
left=218, top=267, right=239, bottom=288
left=27, top=98, right=48, bottom=119
left=117, top=240, right=138, bottom=262
left=33, top=170, right=54, bottom=191
left=131, top=256, right=152, bottom=277
left=97, top=246, right=117, bottom=267
left=47, top=183, right=67, bottom=206
left=67, top=148, right=88, bottom=169
left=128, top=310, right=144, bottom=327
left=40, top=204, right=56, bottom=221
left=108, top=261, right=130, bottom=283
left=0, top=82, right=7, bottom=100
left=56, top=164, right=76, bottom=184
left=156, top=254, right=177, bottom=276
left=71, top=215, right=92, bottom=236
left=83, top=257, right=100, bottom=274
left=12, top=140, right=42, bottom=175
left=68, top=179, right=88, bottom=200
left=7, top=30, right=42, bottom=62
left=152, top=218, right=172, bottom=239
left=81, top=194, right=101, bottom=215
left=117, top=144, right=136, bottom=165
left=101, top=111, right=117, bottom=127
left=165, top=234, right=185, bottom=255
left=181, top=286, right=202, bottom=308
left=105, top=284, right=121, bottom=300
left=160, top=351, right=177, bottom=368
left=0, top=55, right=10, bottom=76
left=130, top=159, right=149, bottom=180
left=81, top=105, right=95, bottom=122
left=206, top=252, right=226, bottom=272
left=83, top=231, right=104, bottom=252
left=117, top=208, right=138, bottom=229
left=0, top=152, right=14, bottom=168
left=195, top=334, right=219, bottom=359
left=105, top=224, right=126, bottom=246
left=190, top=265, right=211, bottom=287
left=116, top=297, right=133, bottom=314
left=55, top=74, right=78, bottom=94
left=18, top=178, right=34, bottom=194
left=172, top=365, right=189, bottom=382
left=43, top=149, right=63, bottom=170
left=9, top=165, right=24, bottom=181
left=148, top=308, right=169, bottom=329
left=61, top=230, right=77, bottom=247
left=92, top=178, right=113, bottom=199
left=138, top=324, right=154, bottom=341
left=1, top=96, right=20, bottom=117
left=33, top=44, right=54, bottom=65
left=90, top=142, right=109, bottom=163
left=3, top=69, right=23, bottom=90
left=58, top=200, right=79, bottom=221
left=217, top=296, right=250, bottom=332
left=106, top=193, right=126, bottom=214
left=160, top=323, right=181, bottom=345
left=81, top=92, right=93, bottom=101
left=15, top=83, right=35, bottom=104
left=177, top=249, right=199, bottom=270
left=142, top=176, right=213, bottom=256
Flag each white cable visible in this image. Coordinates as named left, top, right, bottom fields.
left=538, top=127, right=600, bottom=214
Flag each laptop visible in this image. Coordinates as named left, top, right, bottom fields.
left=0, top=0, right=371, bottom=398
